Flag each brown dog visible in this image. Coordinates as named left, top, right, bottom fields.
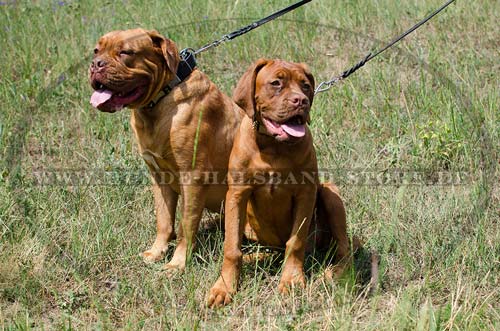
left=89, top=29, right=243, bottom=271
left=207, top=59, right=350, bottom=307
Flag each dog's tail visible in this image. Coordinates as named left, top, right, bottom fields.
left=352, top=235, right=380, bottom=295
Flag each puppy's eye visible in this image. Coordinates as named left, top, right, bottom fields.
left=119, top=50, right=134, bottom=56
left=270, top=80, right=281, bottom=87
left=93, top=48, right=99, bottom=54
left=302, top=83, right=311, bottom=90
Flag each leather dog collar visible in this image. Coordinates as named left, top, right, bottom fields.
left=253, top=113, right=276, bottom=138
left=145, top=49, right=197, bottom=109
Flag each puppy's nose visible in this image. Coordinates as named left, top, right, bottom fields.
left=289, top=93, right=309, bottom=107
left=91, top=57, right=107, bottom=70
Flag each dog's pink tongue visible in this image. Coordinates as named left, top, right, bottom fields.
left=90, top=90, right=113, bottom=108
left=281, top=123, right=306, bottom=137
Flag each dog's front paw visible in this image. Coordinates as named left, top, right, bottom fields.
left=207, top=277, right=234, bottom=308
left=278, top=269, right=306, bottom=295
left=161, top=244, right=189, bottom=276
left=141, top=246, right=167, bottom=263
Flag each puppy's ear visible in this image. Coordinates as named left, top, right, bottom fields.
left=148, top=30, right=180, bottom=75
left=299, top=63, right=315, bottom=107
left=233, top=58, right=270, bottom=118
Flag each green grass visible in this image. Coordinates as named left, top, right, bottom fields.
left=0, top=0, right=498, bottom=329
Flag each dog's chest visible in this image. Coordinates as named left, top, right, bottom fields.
left=252, top=185, right=294, bottom=220
left=248, top=187, right=294, bottom=245
left=134, top=131, right=176, bottom=170
left=131, top=112, right=180, bottom=172
left=255, top=183, right=290, bottom=201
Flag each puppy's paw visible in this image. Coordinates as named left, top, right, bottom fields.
left=162, top=261, right=185, bottom=277
left=278, top=269, right=306, bottom=295
left=242, top=251, right=274, bottom=264
left=141, top=246, right=167, bottom=263
left=207, top=278, right=234, bottom=308
left=323, top=264, right=348, bottom=281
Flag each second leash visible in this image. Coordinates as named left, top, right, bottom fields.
left=315, top=0, right=456, bottom=95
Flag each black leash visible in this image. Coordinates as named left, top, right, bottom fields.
left=191, top=0, right=312, bottom=56
left=315, top=0, right=456, bottom=94
left=179, top=0, right=312, bottom=60
left=148, top=0, right=312, bottom=109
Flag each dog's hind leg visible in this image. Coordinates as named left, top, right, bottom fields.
left=316, top=183, right=351, bottom=279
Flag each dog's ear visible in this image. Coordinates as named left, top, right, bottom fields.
left=233, top=58, right=270, bottom=118
left=147, top=30, right=180, bottom=75
left=299, top=62, right=315, bottom=107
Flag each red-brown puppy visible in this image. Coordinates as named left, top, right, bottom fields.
left=207, top=59, right=350, bottom=307
left=89, top=29, right=243, bottom=272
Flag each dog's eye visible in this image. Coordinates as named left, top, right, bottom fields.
left=270, top=80, right=281, bottom=87
left=302, top=83, right=311, bottom=90
left=93, top=48, right=99, bottom=54
left=119, top=50, right=135, bottom=56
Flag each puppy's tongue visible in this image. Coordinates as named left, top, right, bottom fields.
left=90, top=90, right=113, bottom=108
left=281, top=123, right=306, bottom=137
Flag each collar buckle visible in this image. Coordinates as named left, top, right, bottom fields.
left=145, top=48, right=197, bottom=109
left=252, top=113, right=260, bottom=131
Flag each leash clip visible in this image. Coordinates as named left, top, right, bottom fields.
left=180, top=48, right=197, bottom=69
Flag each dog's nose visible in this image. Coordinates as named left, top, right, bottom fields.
left=289, top=94, right=309, bottom=107
left=91, top=57, right=107, bottom=70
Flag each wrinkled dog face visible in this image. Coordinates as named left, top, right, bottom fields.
left=254, top=60, right=315, bottom=142
left=233, top=59, right=315, bottom=143
left=89, top=28, right=179, bottom=113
